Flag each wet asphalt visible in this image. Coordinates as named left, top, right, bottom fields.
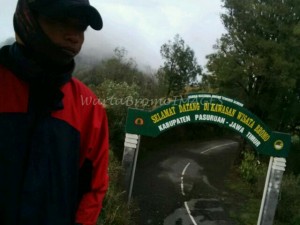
left=132, top=139, right=240, bottom=225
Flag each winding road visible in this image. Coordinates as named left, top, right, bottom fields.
left=132, top=139, right=240, bottom=225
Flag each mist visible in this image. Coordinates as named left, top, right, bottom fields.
left=0, top=0, right=226, bottom=72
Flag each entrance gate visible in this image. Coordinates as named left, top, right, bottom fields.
left=122, top=93, right=291, bottom=225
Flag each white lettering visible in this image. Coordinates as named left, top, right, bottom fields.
left=246, top=132, right=261, bottom=147
left=194, top=114, right=226, bottom=124
left=158, top=116, right=191, bottom=131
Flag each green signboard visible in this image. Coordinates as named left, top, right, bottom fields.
left=125, top=93, right=291, bottom=157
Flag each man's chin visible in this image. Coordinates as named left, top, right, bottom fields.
left=48, top=52, right=75, bottom=66
left=34, top=46, right=76, bottom=67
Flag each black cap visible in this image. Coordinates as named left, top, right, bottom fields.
left=28, top=0, right=103, bottom=30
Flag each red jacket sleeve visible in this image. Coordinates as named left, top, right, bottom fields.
left=75, top=99, right=109, bottom=225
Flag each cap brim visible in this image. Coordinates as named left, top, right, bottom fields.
left=72, top=5, right=103, bottom=30
left=36, top=4, right=103, bottom=30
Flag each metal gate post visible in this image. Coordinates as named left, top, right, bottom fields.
left=257, top=157, right=286, bottom=225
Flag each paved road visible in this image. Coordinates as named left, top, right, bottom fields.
left=132, top=139, right=240, bottom=225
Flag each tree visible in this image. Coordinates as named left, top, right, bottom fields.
left=205, top=0, right=300, bottom=131
left=75, top=47, right=159, bottom=99
left=158, top=34, right=202, bottom=97
left=89, top=80, right=140, bottom=158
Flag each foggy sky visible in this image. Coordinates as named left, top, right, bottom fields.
left=0, top=0, right=226, bottom=70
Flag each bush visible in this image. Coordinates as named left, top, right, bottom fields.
left=286, top=143, right=300, bottom=175
left=239, top=150, right=264, bottom=186
left=90, top=80, right=141, bottom=159
left=274, top=174, right=300, bottom=225
left=228, top=148, right=300, bottom=225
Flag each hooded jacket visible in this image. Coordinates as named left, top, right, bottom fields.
left=0, top=43, right=109, bottom=225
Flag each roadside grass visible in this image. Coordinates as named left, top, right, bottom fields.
left=225, top=148, right=300, bottom=225
left=97, top=150, right=139, bottom=225
left=274, top=174, right=300, bottom=225
left=224, top=166, right=264, bottom=225
left=223, top=149, right=268, bottom=225
left=226, top=171, right=300, bottom=225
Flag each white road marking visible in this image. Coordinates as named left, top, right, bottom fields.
left=201, top=142, right=237, bottom=154
left=184, top=201, right=198, bottom=225
left=180, top=141, right=238, bottom=225
left=181, top=162, right=191, bottom=196
left=182, top=162, right=191, bottom=176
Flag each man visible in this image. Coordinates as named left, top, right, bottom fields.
left=0, top=0, right=109, bottom=225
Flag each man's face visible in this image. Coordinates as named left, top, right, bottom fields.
left=37, top=14, right=87, bottom=58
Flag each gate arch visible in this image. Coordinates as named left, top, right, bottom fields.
left=122, top=93, right=291, bottom=225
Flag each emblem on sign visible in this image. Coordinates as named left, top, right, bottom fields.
left=134, top=118, right=144, bottom=126
left=274, top=140, right=284, bottom=151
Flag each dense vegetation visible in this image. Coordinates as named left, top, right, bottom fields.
left=1, top=1, right=300, bottom=223
left=96, top=1, right=299, bottom=224
left=204, top=0, right=300, bottom=224
left=75, top=0, right=300, bottom=220
left=205, top=0, right=300, bottom=132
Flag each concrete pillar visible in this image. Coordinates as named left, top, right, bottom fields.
left=257, top=157, right=286, bottom=225
left=122, top=133, right=141, bottom=203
